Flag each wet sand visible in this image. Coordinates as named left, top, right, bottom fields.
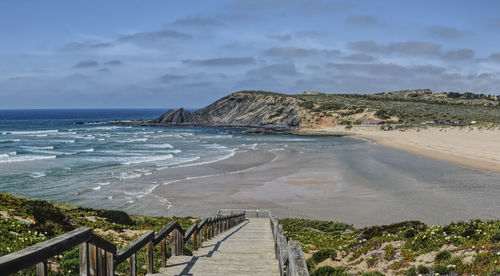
left=136, top=143, right=500, bottom=227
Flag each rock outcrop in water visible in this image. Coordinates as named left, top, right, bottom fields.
left=153, top=91, right=306, bottom=129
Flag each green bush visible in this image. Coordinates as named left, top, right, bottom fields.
left=23, top=199, right=66, bottom=225
left=361, top=271, right=385, bottom=276
left=311, top=266, right=348, bottom=276
left=406, top=267, right=417, bottom=276
left=98, top=209, right=134, bottom=225
left=306, top=257, right=317, bottom=271
left=491, top=231, right=500, bottom=243
left=183, top=246, right=193, bottom=256
left=433, top=264, right=449, bottom=274
left=417, top=264, right=429, bottom=274
left=61, top=247, right=79, bottom=273
left=434, top=250, right=451, bottom=263
left=361, top=221, right=426, bottom=240
left=312, top=249, right=337, bottom=263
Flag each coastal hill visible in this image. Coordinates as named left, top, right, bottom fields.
left=153, top=90, right=500, bottom=129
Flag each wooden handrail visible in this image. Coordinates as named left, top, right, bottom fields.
left=0, top=212, right=245, bottom=275
left=0, top=227, right=92, bottom=275
left=269, top=212, right=309, bottom=276
left=89, top=233, right=117, bottom=254
left=183, top=223, right=198, bottom=243
left=153, top=220, right=182, bottom=245
left=114, top=230, right=154, bottom=264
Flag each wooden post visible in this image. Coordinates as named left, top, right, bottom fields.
left=106, top=251, right=115, bottom=276
left=97, top=248, right=106, bottom=275
left=35, top=261, right=47, bottom=276
left=89, top=244, right=97, bottom=276
left=161, top=238, right=167, bottom=267
left=79, top=242, right=89, bottom=276
left=129, top=253, right=137, bottom=276
left=172, top=229, right=183, bottom=256
left=192, top=229, right=197, bottom=250
left=147, top=241, right=153, bottom=274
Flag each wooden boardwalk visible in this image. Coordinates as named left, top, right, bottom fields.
left=155, top=218, right=279, bottom=276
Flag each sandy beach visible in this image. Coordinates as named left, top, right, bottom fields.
left=135, top=140, right=500, bottom=227
left=300, top=126, right=500, bottom=173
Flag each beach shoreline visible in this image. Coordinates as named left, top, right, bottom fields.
left=135, top=141, right=499, bottom=227
left=298, top=125, right=500, bottom=173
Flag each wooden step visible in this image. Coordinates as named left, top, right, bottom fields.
left=153, top=218, right=279, bottom=276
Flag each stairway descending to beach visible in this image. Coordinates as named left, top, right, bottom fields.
left=0, top=209, right=309, bottom=276
left=155, top=218, right=279, bottom=276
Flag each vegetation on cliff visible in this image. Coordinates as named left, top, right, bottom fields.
left=280, top=218, right=500, bottom=275
left=153, top=89, right=500, bottom=129
left=0, top=192, right=195, bottom=275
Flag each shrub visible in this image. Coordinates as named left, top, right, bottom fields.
left=417, top=264, right=429, bottom=274
left=491, top=231, right=500, bottom=243
left=23, top=199, right=66, bottom=225
left=183, top=246, right=193, bottom=256
left=433, top=264, right=449, bottom=274
left=312, top=249, right=337, bottom=263
left=361, top=271, right=385, bottom=276
left=98, top=209, right=134, bottom=225
left=306, top=257, right=317, bottom=271
left=360, top=221, right=426, bottom=240
left=383, top=244, right=396, bottom=260
left=474, top=251, right=493, bottom=265
left=406, top=267, right=417, bottom=276
left=61, top=248, right=79, bottom=273
left=367, top=255, right=378, bottom=267
left=310, top=266, right=348, bottom=276
left=434, top=250, right=451, bottom=263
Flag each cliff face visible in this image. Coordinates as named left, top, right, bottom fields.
left=153, top=92, right=306, bottom=129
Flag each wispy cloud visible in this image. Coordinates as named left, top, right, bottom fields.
left=427, top=26, right=462, bottom=40
left=184, top=57, right=256, bottom=66
left=73, top=60, right=99, bottom=68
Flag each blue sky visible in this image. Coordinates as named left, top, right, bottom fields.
left=1, top=0, right=500, bottom=108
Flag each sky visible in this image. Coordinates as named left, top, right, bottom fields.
left=1, top=0, right=500, bottom=109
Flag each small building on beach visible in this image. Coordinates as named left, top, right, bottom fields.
left=361, top=119, right=384, bottom=125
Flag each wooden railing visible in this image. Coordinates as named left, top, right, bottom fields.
left=217, top=209, right=309, bottom=276
left=0, top=213, right=245, bottom=275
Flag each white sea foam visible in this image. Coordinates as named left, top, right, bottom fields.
left=80, top=148, right=94, bottom=153
left=121, top=154, right=173, bottom=165
left=117, top=138, right=148, bottom=143
left=142, top=143, right=173, bottom=149
left=167, top=149, right=182, bottom=153
left=0, top=155, right=56, bottom=163
left=98, top=181, right=110, bottom=186
left=198, top=135, right=233, bottom=139
left=22, top=146, right=54, bottom=150
left=92, top=186, right=101, bottom=190
left=30, top=171, right=47, bottom=178
left=0, top=139, right=21, bottom=143
left=92, top=126, right=125, bottom=130
left=6, top=130, right=58, bottom=135
left=114, top=171, right=142, bottom=180
left=51, top=139, right=75, bottom=143
left=174, top=150, right=236, bottom=168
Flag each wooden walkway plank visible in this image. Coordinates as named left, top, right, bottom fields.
left=155, top=218, right=279, bottom=276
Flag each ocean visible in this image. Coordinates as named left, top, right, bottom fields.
left=0, top=109, right=498, bottom=225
